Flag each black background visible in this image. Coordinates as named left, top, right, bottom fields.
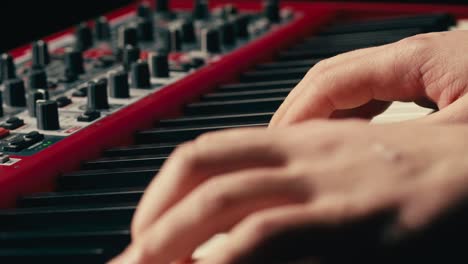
left=0, top=0, right=132, bottom=53
left=0, top=0, right=466, bottom=53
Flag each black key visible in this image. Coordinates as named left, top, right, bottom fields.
left=82, top=155, right=167, bottom=170
left=320, top=13, right=455, bottom=35
left=58, top=167, right=158, bottom=191
left=240, top=68, right=308, bottom=82
left=104, top=143, right=179, bottom=157
left=278, top=47, right=359, bottom=61
left=185, top=98, right=285, bottom=115
left=299, top=28, right=422, bottom=49
left=256, top=59, right=320, bottom=71
left=19, top=188, right=145, bottom=207
left=219, top=80, right=300, bottom=92
left=0, top=248, right=107, bottom=264
left=0, top=226, right=130, bottom=249
left=159, top=112, right=274, bottom=128
left=136, top=123, right=267, bottom=144
left=0, top=204, right=135, bottom=230
left=202, top=88, right=291, bottom=101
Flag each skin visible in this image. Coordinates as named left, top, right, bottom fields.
left=109, top=31, right=468, bottom=264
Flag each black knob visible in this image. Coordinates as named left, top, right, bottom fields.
left=122, top=45, right=141, bottom=71
left=220, top=20, right=236, bottom=46
left=235, top=14, right=250, bottom=38
left=1, top=53, right=17, bottom=81
left=131, top=60, right=151, bottom=89
left=28, top=68, right=48, bottom=90
left=118, top=26, right=138, bottom=49
left=31, top=40, right=50, bottom=68
left=224, top=4, right=238, bottom=16
left=75, top=22, right=94, bottom=51
left=264, top=0, right=280, bottom=23
left=155, top=0, right=169, bottom=13
left=193, top=0, right=210, bottom=20
left=137, top=18, right=155, bottom=42
left=109, top=70, right=130, bottom=98
left=95, top=17, right=111, bottom=41
left=169, top=27, right=182, bottom=52
left=87, top=80, right=109, bottom=110
left=27, top=90, right=49, bottom=117
left=179, top=19, right=196, bottom=43
left=64, top=49, right=85, bottom=78
left=137, top=3, right=153, bottom=19
left=201, top=27, right=221, bottom=53
left=149, top=52, right=169, bottom=78
left=36, top=100, right=60, bottom=130
left=0, top=91, right=3, bottom=117
left=214, top=4, right=238, bottom=19
left=4, top=78, right=26, bottom=107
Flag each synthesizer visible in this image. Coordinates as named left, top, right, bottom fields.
left=0, top=0, right=468, bottom=263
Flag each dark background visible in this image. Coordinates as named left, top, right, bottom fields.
left=0, top=0, right=466, bottom=53
left=0, top=0, right=132, bottom=53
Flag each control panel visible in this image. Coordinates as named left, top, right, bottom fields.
left=0, top=0, right=295, bottom=162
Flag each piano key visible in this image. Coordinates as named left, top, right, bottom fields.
left=18, top=188, right=145, bottom=207
left=104, top=143, right=179, bottom=157
left=320, top=13, right=455, bottom=35
left=202, top=88, right=292, bottom=101
left=298, top=28, right=423, bottom=49
left=0, top=227, right=130, bottom=249
left=82, top=155, right=167, bottom=170
left=218, top=80, right=300, bottom=92
left=278, top=47, right=363, bottom=61
left=0, top=204, right=136, bottom=230
left=0, top=248, right=107, bottom=264
left=185, top=98, right=285, bottom=115
left=240, top=68, right=308, bottom=82
left=158, top=112, right=275, bottom=128
left=58, top=167, right=158, bottom=191
left=136, top=123, right=268, bottom=144
left=256, top=59, right=320, bottom=71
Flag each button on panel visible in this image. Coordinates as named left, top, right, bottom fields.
left=1, top=117, right=25, bottom=130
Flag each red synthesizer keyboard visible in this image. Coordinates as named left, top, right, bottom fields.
left=0, top=0, right=468, bottom=263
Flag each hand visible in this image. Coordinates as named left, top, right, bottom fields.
left=270, top=31, right=468, bottom=127
left=108, top=120, right=468, bottom=264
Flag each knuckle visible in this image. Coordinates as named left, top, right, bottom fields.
left=171, top=141, right=199, bottom=166
left=395, top=34, right=432, bottom=60
left=308, top=59, right=333, bottom=79
left=195, top=180, right=235, bottom=216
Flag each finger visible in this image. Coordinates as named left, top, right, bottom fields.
left=412, top=92, right=468, bottom=124
left=270, top=45, right=387, bottom=127
left=198, top=205, right=315, bottom=264
left=114, top=169, right=308, bottom=264
left=201, top=192, right=399, bottom=264
left=270, top=37, right=430, bottom=127
left=132, top=128, right=285, bottom=237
